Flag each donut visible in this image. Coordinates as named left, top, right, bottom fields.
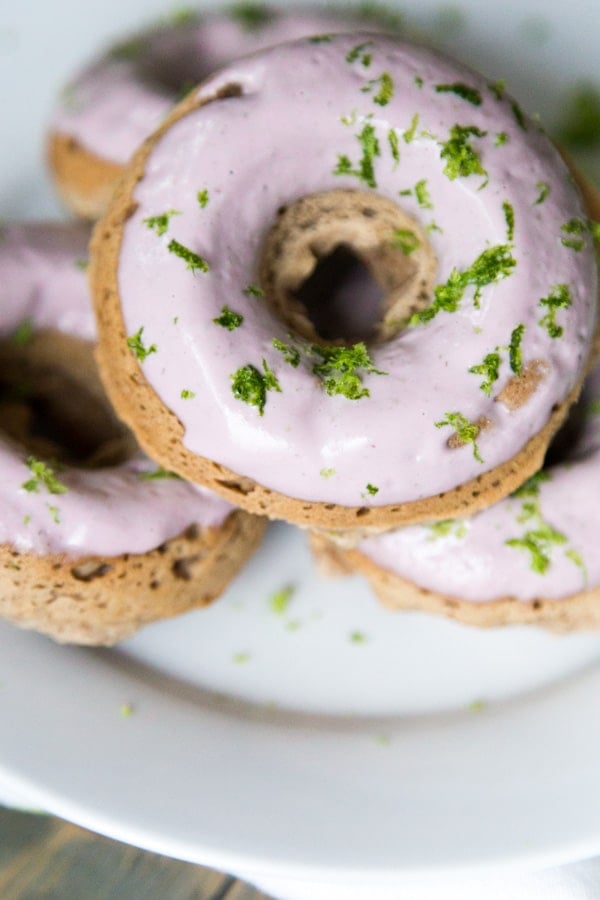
left=91, top=33, right=599, bottom=534
left=0, top=223, right=265, bottom=645
left=310, top=352, right=600, bottom=631
left=48, top=4, right=401, bottom=218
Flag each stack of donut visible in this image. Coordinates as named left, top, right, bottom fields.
left=3, top=6, right=600, bottom=642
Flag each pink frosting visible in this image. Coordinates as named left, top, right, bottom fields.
left=356, top=361, right=600, bottom=603
left=116, top=34, right=597, bottom=508
left=0, top=223, right=233, bottom=557
left=0, top=222, right=95, bottom=340
left=50, top=8, right=396, bottom=164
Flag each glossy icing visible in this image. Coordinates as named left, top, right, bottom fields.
left=51, top=7, right=393, bottom=164
left=0, top=223, right=233, bottom=557
left=117, top=34, right=597, bottom=507
left=355, top=360, right=600, bottom=602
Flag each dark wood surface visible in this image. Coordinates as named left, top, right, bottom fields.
left=0, top=805, right=271, bottom=900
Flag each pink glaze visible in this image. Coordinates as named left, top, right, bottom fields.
left=51, top=7, right=397, bottom=164
left=0, top=223, right=233, bottom=557
left=116, top=35, right=597, bottom=508
left=356, top=361, right=600, bottom=603
left=0, top=223, right=95, bottom=340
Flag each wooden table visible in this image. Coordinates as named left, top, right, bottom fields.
left=0, top=805, right=270, bottom=899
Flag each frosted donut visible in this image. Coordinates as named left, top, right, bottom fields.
left=0, top=223, right=265, bottom=645
left=311, top=354, right=600, bottom=631
left=91, top=34, right=598, bottom=533
left=48, top=4, right=400, bottom=218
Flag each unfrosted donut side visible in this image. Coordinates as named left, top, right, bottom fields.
left=0, top=510, right=266, bottom=645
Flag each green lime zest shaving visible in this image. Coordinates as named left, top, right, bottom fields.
left=534, top=181, right=550, bottom=205
left=511, top=470, right=550, bottom=499
left=320, top=467, right=335, bottom=479
left=213, top=306, right=244, bottom=330
left=494, top=132, right=508, bottom=146
left=502, top=201, right=515, bottom=242
left=309, top=34, right=332, bottom=43
left=412, top=244, right=516, bottom=324
left=509, top=323, right=525, bottom=375
left=311, top=342, right=386, bottom=400
left=243, top=284, right=264, bottom=297
left=22, top=457, right=67, bottom=495
left=138, top=466, right=182, bottom=481
left=180, top=389, right=195, bottom=399
left=511, top=99, right=528, bottom=130
left=272, top=338, right=301, bottom=367
left=227, top=1, right=273, bottom=30
left=334, top=122, right=380, bottom=189
left=197, top=189, right=209, bottom=208
left=460, top=245, right=516, bottom=306
left=415, top=179, right=433, bottom=209
left=427, top=519, right=467, bottom=540
left=365, top=483, right=379, bottom=495
left=505, top=478, right=576, bottom=575
left=469, top=323, right=525, bottom=394
left=560, top=217, right=587, bottom=252
left=47, top=504, right=61, bottom=524
left=270, top=583, right=295, bottom=615
left=231, top=359, right=281, bottom=415
left=403, top=113, right=419, bottom=143
left=439, top=124, right=488, bottom=182
left=350, top=631, right=367, bottom=644
left=144, top=209, right=180, bottom=236
left=346, top=41, right=372, bottom=66
left=388, top=129, right=400, bottom=166
left=108, top=37, right=143, bottom=62
left=355, top=1, right=404, bottom=31
left=565, top=547, right=587, bottom=578
left=435, top=82, right=482, bottom=106
left=167, top=239, right=210, bottom=272
left=538, top=284, right=572, bottom=338
left=392, top=228, right=420, bottom=255
left=488, top=79, right=506, bottom=101
left=468, top=352, right=501, bottom=396
left=435, top=412, right=483, bottom=462
left=127, top=326, right=157, bottom=362
left=361, top=72, right=394, bottom=106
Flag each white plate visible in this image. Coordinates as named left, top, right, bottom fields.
left=1, top=0, right=600, bottom=893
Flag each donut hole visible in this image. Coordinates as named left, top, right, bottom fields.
left=544, top=377, right=598, bottom=465
left=0, top=330, right=135, bottom=468
left=259, top=189, right=438, bottom=346
left=293, top=244, right=384, bottom=343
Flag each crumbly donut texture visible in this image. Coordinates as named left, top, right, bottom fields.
left=47, top=134, right=123, bottom=220
left=1, top=222, right=266, bottom=643
left=48, top=6, right=399, bottom=219
left=0, top=510, right=265, bottom=645
left=91, top=34, right=598, bottom=533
